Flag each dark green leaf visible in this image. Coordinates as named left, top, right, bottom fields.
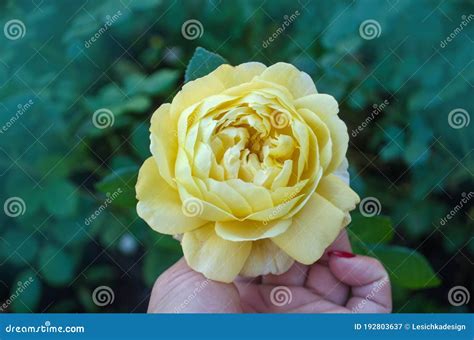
left=372, top=245, right=441, bottom=289
left=185, top=47, right=228, bottom=83
left=349, top=214, right=394, bottom=244
left=95, top=166, right=138, bottom=208
left=10, top=270, right=42, bottom=313
left=39, top=245, right=77, bottom=287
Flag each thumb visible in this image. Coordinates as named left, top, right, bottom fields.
left=148, top=258, right=242, bottom=313
left=328, top=251, right=392, bottom=313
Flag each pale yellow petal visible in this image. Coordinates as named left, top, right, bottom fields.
left=295, top=94, right=348, bottom=173
left=136, top=157, right=207, bottom=234
left=150, top=104, right=177, bottom=188
left=214, top=62, right=267, bottom=88
left=258, top=62, right=317, bottom=99
left=177, top=183, right=236, bottom=222
left=240, top=239, right=294, bottom=277
left=298, top=108, right=332, bottom=171
left=226, top=179, right=274, bottom=213
left=316, top=174, right=360, bottom=212
left=170, top=72, right=226, bottom=122
left=272, top=193, right=345, bottom=264
left=182, top=223, right=252, bottom=283
left=215, top=219, right=292, bottom=241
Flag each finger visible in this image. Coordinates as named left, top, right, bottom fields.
left=305, top=230, right=351, bottom=305
left=148, top=258, right=242, bottom=313
left=261, top=262, right=308, bottom=286
left=319, top=229, right=352, bottom=264
left=328, top=253, right=392, bottom=313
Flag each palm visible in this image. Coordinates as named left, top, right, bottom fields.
left=148, top=231, right=391, bottom=313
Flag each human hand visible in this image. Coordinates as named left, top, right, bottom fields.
left=148, top=231, right=392, bottom=313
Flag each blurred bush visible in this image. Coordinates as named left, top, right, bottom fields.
left=0, top=0, right=472, bottom=313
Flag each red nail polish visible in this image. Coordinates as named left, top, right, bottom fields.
left=328, top=250, right=356, bottom=258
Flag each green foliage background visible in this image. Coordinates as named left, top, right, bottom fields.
left=0, top=0, right=472, bottom=313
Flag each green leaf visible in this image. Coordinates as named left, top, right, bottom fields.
left=348, top=214, right=394, bottom=244
left=185, top=47, right=228, bottom=83
left=44, top=179, right=79, bottom=217
left=95, top=166, right=138, bottom=208
left=143, top=69, right=180, bottom=96
left=0, top=230, right=39, bottom=265
left=10, top=270, right=42, bottom=313
left=39, top=245, right=77, bottom=287
left=372, top=245, right=441, bottom=289
left=142, top=236, right=182, bottom=286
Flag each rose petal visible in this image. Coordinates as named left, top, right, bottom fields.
left=182, top=223, right=252, bottom=283
left=240, top=239, right=294, bottom=277
left=317, top=174, right=360, bottom=212
left=295, top=94, right=348, bottom=173
left=215, top=219, right=292, bottom=241
left=150, top=104, right=177, bottom=188
left=272, top=193, right=345, bottom=264
left=258, top=62, right=317, bottom=98
left=136, top=157, right=207, bottom=234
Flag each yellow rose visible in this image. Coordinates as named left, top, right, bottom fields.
left=136, top=62, right=360, bottom=283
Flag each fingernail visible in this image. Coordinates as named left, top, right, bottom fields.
left=328, top=250, right=356, bottom=258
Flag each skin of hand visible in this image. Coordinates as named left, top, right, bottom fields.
left=148, top=230, right=392, bottom=313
